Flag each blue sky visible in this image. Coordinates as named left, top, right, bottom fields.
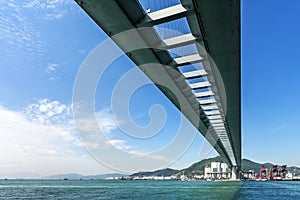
left=0, top=0, right=299, bottom=177
left=242, top=0, right=300, bottom=165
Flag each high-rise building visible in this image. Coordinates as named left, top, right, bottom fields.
left=204, top=162, right=230, bottom=179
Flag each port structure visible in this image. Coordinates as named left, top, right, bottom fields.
left=256, top=165, right=291, bottom=181
left=75, top=0, right=241, bottom=179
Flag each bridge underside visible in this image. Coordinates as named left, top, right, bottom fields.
left=75, top=0, right=241, bottom=170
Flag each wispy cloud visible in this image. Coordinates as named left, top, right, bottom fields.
left=108, top=139, right=133, bottom=151
left=0, top=99, right=183, bottom=174
left=0, top=0, right=45, bottom=58
left=0, top=105, right=81, bottom=173
left=46, top=63, right=60, bottom=80
left=0, top=100, right=128, bottom=175
left=22, top=0, right=76, bottom=20
left=23, top=99, right=126, bottom=148
left=72, top=106, right=126, bottom=151
left=46, top=63, right=59, bottom=72
left=270, top=124, right=287, bottom=133
left=96, top=108, right=120, bottom=135
left=0, top=0, right=78, bottom=63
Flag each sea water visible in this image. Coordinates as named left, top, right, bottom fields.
left=0, top=179, right=299, bottom=199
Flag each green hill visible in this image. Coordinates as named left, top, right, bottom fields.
left=179, top=157, right=300, bottom=176
left=131, top=168, right=179, bottom=177
left=177, top=156, right=224, bottom=177
left=130, top=156, right=300, bottom=178
left=288, top=166, right=300, bottom=175
left=44, top=173, right=127, bottom=180
left=242, top=158, right=300, bottom=175
left=241, top=159, right=273, bottom=172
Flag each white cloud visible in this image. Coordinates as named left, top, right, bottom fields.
left=23, top=0, right=76, bottom=20
left=24, top=99, right=129, bottom=151
left=0, top=99, right=189, bottom=175
left=25, top=98, right=71, bottom=125
left=0, top=0, right=78, bottom=63
left=0, top=106, right=73, bottom=172
left=96, top=108, right=119, bottom=134
left=0, top=102, right=126, bottom=176
left=23, top=0, right=68, bottom=10
left=74, top=107, right=136, bottom=152
left=108, top=139, right=133, bottom=151
left=46, top=63, right=60, bottom=80
left=72, top=107, right=121, bottom=151
left=0, top=0, right=45, bottom=58
left=46, top=63, right=59, bottom=72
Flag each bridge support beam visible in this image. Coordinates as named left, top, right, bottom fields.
left=231, top=166, right=237, bottom=180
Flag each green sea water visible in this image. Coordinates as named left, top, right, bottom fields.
left=0, top=179, right=299, bottom=199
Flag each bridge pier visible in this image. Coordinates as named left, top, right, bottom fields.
left=231, top=166, right=237, bottom=180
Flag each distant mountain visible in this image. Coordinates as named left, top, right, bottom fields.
left=176, top=157, right=300, bottom=176
left=44, top=173, right=83, bottom=180
left=131, top=168, right=179, bottom=177
left=177, top=156, right=224, bottom=177
left=242, top=158, right=300, bottom=175
left=130, top=156, right=300, bottom=178
left=44, top=173, right=127, bottom=180
left=84, top=173, right=127, bottom=180
left=288, top=166, right=300, bottom=175
left=242, top=159, right=273, bottom=173
left=5, top=158, right=300, bottom=180
left=0, top=172, right=42, bottom=179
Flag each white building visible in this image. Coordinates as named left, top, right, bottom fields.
left=204, top=162, right=230, bottom=179
left=285, top=172, right=293, bottom=180
left=211, top=162, right=221, bottom=178
left=221, top=163, right=229, bottom=178
left=243, top=170, right=255, bottom=179
left=204, top=165, right=211, bottom=179
left=211, top=162, right=221, bottom=173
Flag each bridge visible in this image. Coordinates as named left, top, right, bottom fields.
left=75, top=0, right=241, bottom=179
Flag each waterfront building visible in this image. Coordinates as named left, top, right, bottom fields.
left=243, top=170, right=256, bottom=180
left=204, top=162, right=230, bottom=179
left=204, top=165, right=211, bottom=179
left=221, top=163, right=229, bottom=178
